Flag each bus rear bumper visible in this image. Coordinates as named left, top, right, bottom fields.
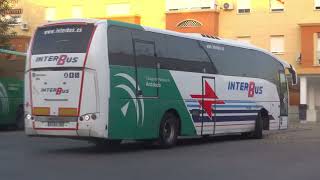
left=26, top=127, right=79, bottom=137
left=25, top=124, right=105, bottom=138
left=25, top=115, right=107, bottom=138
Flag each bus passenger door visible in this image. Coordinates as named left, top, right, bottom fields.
left=279, top=71, right=289, bottom=129
left=133, top=40, right=159, bottom=137
left=200, top=77, right=216, bottom=135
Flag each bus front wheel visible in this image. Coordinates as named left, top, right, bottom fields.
left=253, top=112, right=263, bottom=139
left=158, top=112, right=179, bottom=148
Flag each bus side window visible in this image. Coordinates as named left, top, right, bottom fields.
left=164, top=36, right=214, bottom=73
left=108, top=26, right=135, bottom=67
left=131, top=31, right=160, bottom=68
left=134, top=40, right=157, bottom=68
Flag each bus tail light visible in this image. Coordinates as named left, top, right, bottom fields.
left=32, top=107, right=50, bottom=116
left=79, top=113, right=97, bottom=121
left=91, top=114, right=97, bottom=120
left=58, top=108, right=78, bottom=116
left=26, top=114, right=33, bottom=120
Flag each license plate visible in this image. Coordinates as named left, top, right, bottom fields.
left=34, top=121, right=76, bottom=129
left=47, top=122, right=65, bottom=127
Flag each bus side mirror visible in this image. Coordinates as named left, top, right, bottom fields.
left=289, top=65, right=298, bottom=85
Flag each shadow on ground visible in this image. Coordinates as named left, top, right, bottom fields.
left=0, top=126, right=22, bottom=132
left=45, top=134, right=254, bottom=155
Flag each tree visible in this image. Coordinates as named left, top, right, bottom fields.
left=0, top=0, right=16, bottom=48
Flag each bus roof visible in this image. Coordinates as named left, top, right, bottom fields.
left=41, top=18, right=290, bottom=69
left=142, top=26, right=290, bottom=69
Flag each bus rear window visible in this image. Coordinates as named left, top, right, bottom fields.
left=32, top=24, right=94, bottom=55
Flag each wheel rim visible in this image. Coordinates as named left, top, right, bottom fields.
left=163, top=121, right=174, bottom=141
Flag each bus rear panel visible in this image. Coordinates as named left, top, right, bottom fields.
left=25, top=21, right=109, bottom=138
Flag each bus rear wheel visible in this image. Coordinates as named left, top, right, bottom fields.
left=158, top=113, right=179, bottom=148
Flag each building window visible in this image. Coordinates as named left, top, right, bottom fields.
left=270, top=35, right=285, bottom=54
left=237, top=36, right=251, bottom=44
left=177, top=19, right=202, bottom=28
left=270, top=0, right=284, bottom=12
left=237, top=0, right=251, bottom=13
left=5, top=14, right=22, bottom=25
left=45, top=7, right=56, bottom=21
left=166, top=0, right=217, bottom=11
left=106, top=3, right=130, bottom=16
left=315, top=0, right=320, bottom=10
left=72, top=6, right=82, bottom=18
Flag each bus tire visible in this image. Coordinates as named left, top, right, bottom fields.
left=253, top=112, right=263, bottom=139
left=158, top=112, right=179, bottom=148
left=15, top=105, right=24, bottom=130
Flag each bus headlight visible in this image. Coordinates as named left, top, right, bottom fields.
left=84, top=115, right=90, bottom=121
left=26, top=114, right=32, bottom=120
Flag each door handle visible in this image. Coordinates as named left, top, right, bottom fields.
left=137, top=90, right=143, bottom=96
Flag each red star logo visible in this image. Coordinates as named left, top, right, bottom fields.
left=190, top=81, right=225, bottom=118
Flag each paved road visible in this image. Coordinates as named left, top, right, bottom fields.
left=1, top=122, right=320, bottom=180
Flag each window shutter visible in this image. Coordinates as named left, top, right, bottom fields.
left=270, top=36, right=284, bottom=53
left=270, top=0, right=284, bottom=11
left=237, top=0, right=250, bottom=10
left=315, top=0, right=320, bottom=8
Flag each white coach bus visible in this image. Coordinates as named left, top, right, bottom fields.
left=25, top=19, right=297, bottom=147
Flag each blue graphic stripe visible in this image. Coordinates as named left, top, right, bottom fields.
left=185, top=100, right=198, bottom=103
left=192, top=115, right=274, bottom=123
left=213, top=109, right=260, bottom=113
left=185, top=100, right=255, bottom=103
left=216, top=104, right=262, bottom=108
left=189, top=109, right=260, bottom=114
left=223, top=100, right=255, bottom=104
left=192, top=115, right=256, bottom=123
left=187, top=104, right=262, bottom=108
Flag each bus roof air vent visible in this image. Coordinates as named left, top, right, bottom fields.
left=201, top=34, right=220, bottom=40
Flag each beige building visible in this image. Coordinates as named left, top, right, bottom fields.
left=218, top=0, right=320, bottom=121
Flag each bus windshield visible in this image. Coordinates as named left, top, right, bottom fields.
left=32, top=24, right=94, bottom=55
